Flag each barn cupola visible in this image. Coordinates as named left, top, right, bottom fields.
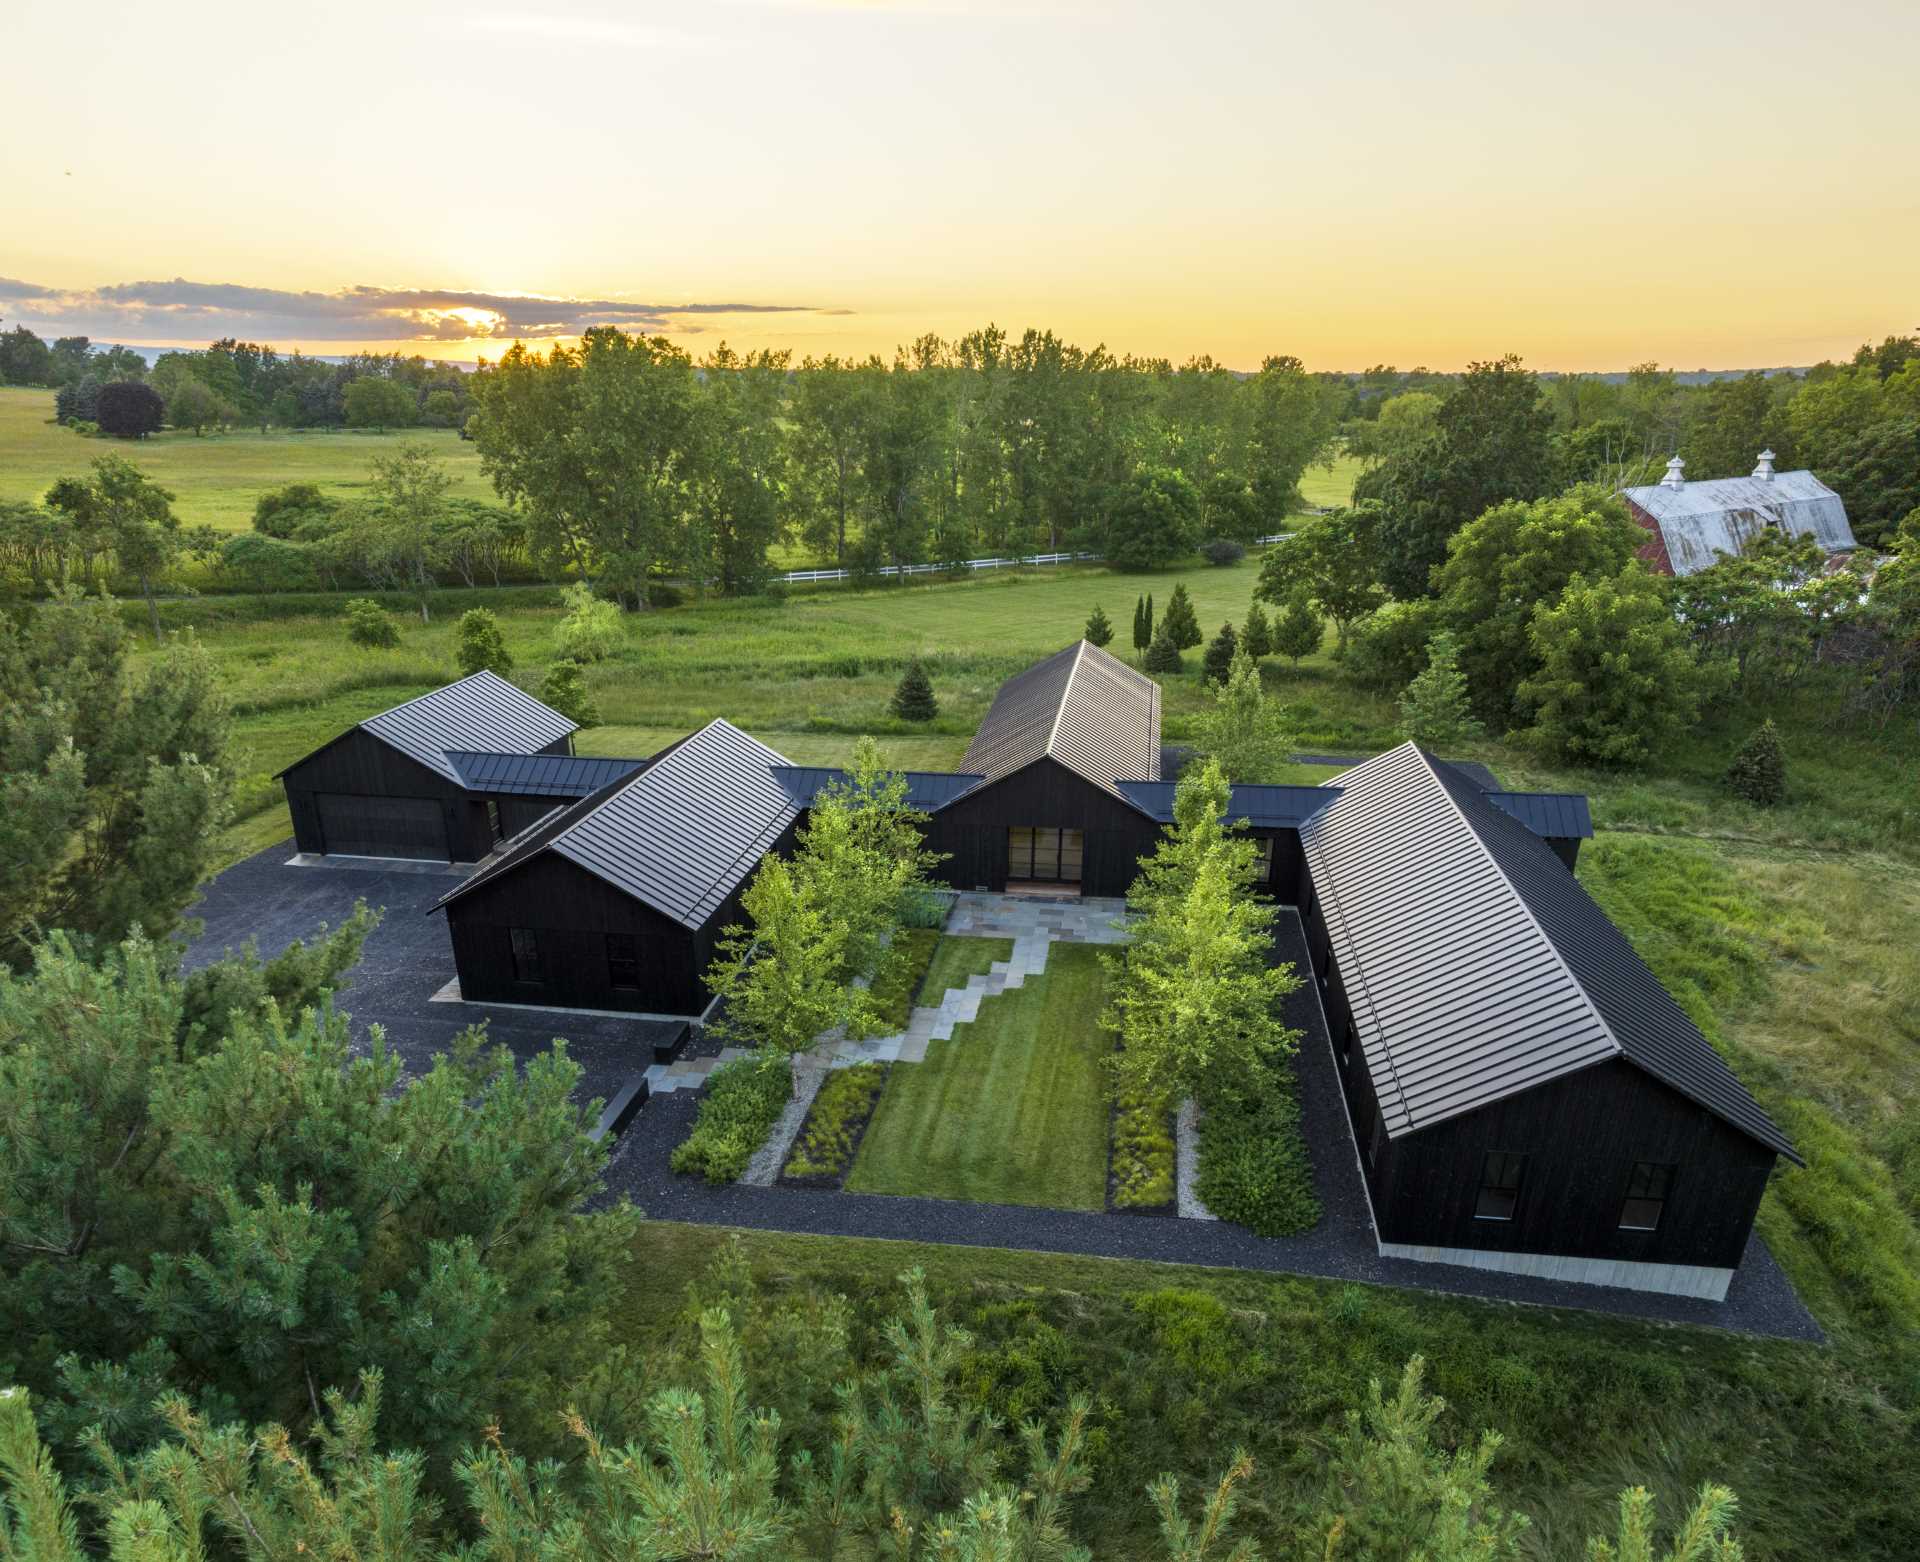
left=1660, top=454, right=1686, bottom=489
left=1752, top=448, right=1776, bottom=481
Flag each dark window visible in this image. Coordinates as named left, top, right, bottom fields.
left=606, top=934, right=641, bottom=990
left=1619, top=1162, right=1675, bottom=1231
left=1474, top=1152, right=1526, bottom=1221
left=486, top=800, right=503, bottom=842
left=1253, top=837, right=1274, bottom=883
left=509, top=927, right=543, bottom=984
left=1007, top=826, right=1083, bottom=883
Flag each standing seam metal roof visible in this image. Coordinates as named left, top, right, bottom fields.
left=768, top=766, right=987, bottom=813
left=356, top=671, right=577, bottom=784
left=1115, top=780, right=1343, bottom=828
left=444, top=750, right=649, bottom=798
left=437, top=719, right=797, bottom=930
left=959, top=640, right=1160, bottom=800
left=1301, top=743, right=1796, bottom=1161
left=1482, top=790, right=1594, bottom=840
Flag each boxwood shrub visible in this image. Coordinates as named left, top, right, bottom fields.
left=1195, top=1054, right=1319, bottom=1235
left=670, top=1052, right=791, bottom=1184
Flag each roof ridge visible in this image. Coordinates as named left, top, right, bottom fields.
left=362, top=668, right=501, bottom=730
left=1044, top=639, right=1088, bottom=761
left=1417, top=747, right=1625, bottom=1069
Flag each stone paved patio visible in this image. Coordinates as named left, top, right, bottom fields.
left=645, top=1046, right=755, bottom=1094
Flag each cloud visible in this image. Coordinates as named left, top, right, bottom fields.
left=0, top=277, right=833, bottom=344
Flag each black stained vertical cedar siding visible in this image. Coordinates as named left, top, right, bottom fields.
left=1299, top=865, right=1775, bottom=1273
left=923, top=758, right=1163, bottom=898
left=444, top=812, right=798, bottom=1017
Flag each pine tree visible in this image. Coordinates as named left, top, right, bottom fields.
left=1164, top=582, right=1202, bottom=649
left=891, top=657, right=938, bottom=721
left=539, top=659, right=599, bottom=728
left=1271, top=591, right=1324, bottom=669
left=1085, top=604, right=1115, bottom=648
left=1145, top=620, right=1184, bottom=674
left=455, top=607, right=513, bottom=677
left=1240, top=601, right=1272, bottom=661
left=1726, top=718, right=1786, bottom=806
left=1202, top=622, right=1239, bottom=686
left=1398, top=632, right=1484, bottom=747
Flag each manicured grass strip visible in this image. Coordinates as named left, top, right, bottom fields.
left=1195, top=1053, right=1320, bottom=1236
left=868, top=929, right=941, bottom=1032
left=1110, top=1086, right=1175, bottom=1210
left=783, top=1063, right=887, bottom=1183
left=917, top=935, right=1014, bottom=1007
left=849, top=943, right=1110, bottom=1211
left=670, top=1053, right=791, bottom=1184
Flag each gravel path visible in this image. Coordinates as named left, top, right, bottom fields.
left=741, top=1061, right=826, bottom=1186
left=1175, top=1099, right=1218, bottom=1220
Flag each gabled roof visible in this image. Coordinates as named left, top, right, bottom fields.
left=304, top=671, right=577, bottom=784
left=1301, top=743, right=1797, bottom=1162
left=1117, top=780, right=1342, bottom=829
left=437, top=720, right=798, bottom=930
left=445, top=750, right=649, bottom=799
left=1620, top=470, right=1856, bottom=576
left=960, top=640, right=1160, bottom=800
left=1483, top=790, right=1594, bottom=841
left=769, top=766, right=985, bottom=814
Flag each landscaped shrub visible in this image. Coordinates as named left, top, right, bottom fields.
left=1201, top=538, right=1246, bottom=567
left=670, top=1052, right=792, bottom=1184
left=556, top=582, right=622, bottom=661
left=1195, top=1057, right=1319, bottom=1236
left=1727, top=718, right=1787, bottom=806
left=1110, top=1087, right=1175, bottom=1210
left=783, top=1062, right=886, bottom=1182
left=1201, top=621, right=1239, bottom=686
left=1144, top=621, right=1183, bottom=674
left=1163, top=582, right=1202, bottom=649
left=343, top=597, right=400, bottom=648
left=539, top=659, right=598, bottom=728
left=898, top=885, right=955, bottom=930
left=455, top=607, right=513, bottom=677
left=1084, top=604, right=1115, bottom=647
left=867, top=927, right=941, bottom=1032
left=891, top=657, right=938, bottom=721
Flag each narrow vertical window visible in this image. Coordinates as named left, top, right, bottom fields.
left=1619, top=1162, right=1675, bottom=1231
left=606, top=933, right=641, bottom=990
left=509, top=927, right=543, bottom=983
left=486, top=799, right=503, bottom=843
left=1474, top=1152, right=1526, bottom=1221
left=1254, top=837, right=1275, bottom=884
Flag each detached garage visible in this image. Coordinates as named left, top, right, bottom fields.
left=279, top=671, right=579, bottom=863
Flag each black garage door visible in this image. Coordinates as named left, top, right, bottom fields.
left=315, top=793, right=449, bottom=860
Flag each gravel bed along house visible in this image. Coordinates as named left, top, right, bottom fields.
left=1175, top=1099, right=1217, bottom=1220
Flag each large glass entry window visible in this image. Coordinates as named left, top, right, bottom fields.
left=1008, top=827, right=1083, bottom=883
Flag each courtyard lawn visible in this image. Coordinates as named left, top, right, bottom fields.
left=849, top=941, right=1111, bottom=1210
left=915, top=933, right=1014, bottom=1004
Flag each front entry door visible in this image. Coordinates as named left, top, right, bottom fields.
left=1008, top=827, right=1083, bottom=884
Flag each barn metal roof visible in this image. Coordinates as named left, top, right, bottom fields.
left=437, top=719, right=797, bottom=931
left=1302, top=743, right=1797, bottom=1161
left=357, top=671, right=577, bottom=784
left=1483, top=790, right=1594, bottom=840
left=445, top=750, right=649, bottom=798
left=960, top=640, right=1160, bottom=800
left=769, top=766, right=987, bottom=813
left=1620, top=470, right=1857, bottom=576
left=1116, top=780, right=1342, bottom=828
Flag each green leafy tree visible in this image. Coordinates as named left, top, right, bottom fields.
left=361, top=442, right=452, bottom=624
left=1397, top=632, right=1484, bottom=747
left=792, top=355, right=878, bottom=567
left=1256, top=504, right=1384, bottom=652
left=1108, top=466, right=1201, bottom=570
left=690, top=344, right=792, bottom=596
left=454, top=607, right=512, bottom=677
left=164, top=375, right=230, bottom=435
left=1270, top=592, right=1323, bottom=669
left=1104, top=759, right=1299, bottom=1108
left=1819, top=417, right=1920, bottom=547
left=1726, top=718, right=1786, bottom=806
left=1201, top=621, right=1239, bottom=686
left=252, top=481, right=333, bottom=538
left=1197, top=648, right=1289, bottom=782
left=1144, top=620, right=1184, bottom=674
left=892, top=657, right=938, bottom=722
left=45, top=457, right=183, bottom=640
left=556, top=580, right=622, bottom=661
left=1516, top=570, right=1714, bottom=766
left=343, top=596, right=400, bottom=648
left=1085, top=604, right=1115, bottom=647
left=1240, top=601, right=1272, bottom=660
left=1347, top=389, right=1441, bottom=468
left=1682, top=371, right=1791, bottom=479
left=342, top=375, right=416, bottom=432
left=0, top=594, right=227, bottom=962
left=1163, top=581, right=1202, bottom=649
left=1244, top=353, right=1341, bottom=522
left=1433, top=486, right=1644, bottom=723
left=538, top=659, right=598, bottom=728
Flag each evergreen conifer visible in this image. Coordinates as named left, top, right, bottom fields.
left=1085, top=604, right=1115, bottom=647
left=1144, top=620, right=1184, bottom=674
left=891, top=657, right=938, bottom=721
left=1726, top=718, right=1786, bottom=805
left=1164, top=582, right=1202, bottom=649
left=1202, top=621, right=1240, bottom=686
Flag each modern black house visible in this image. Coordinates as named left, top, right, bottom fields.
left=1297, top=744, right=1798, bottom=1300
left=276, top=671, right=645, bottom=862
left=434, top=720, right=800, bottom=1017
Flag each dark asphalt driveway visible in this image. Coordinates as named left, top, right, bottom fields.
left=183, top=839, right=673, bottom=1104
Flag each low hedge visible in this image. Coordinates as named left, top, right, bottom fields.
left=1110, top=1088, right=1175, bottom=1210
left=784, top=1062, right=887, bottom=1183
left=1195, top=1052, right=1319, bottom=1236
left=867, top=928, right=941, bottom=1033
left=669, top=1052, right=791, bottom=1184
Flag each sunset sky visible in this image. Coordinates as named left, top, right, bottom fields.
left=6, top=0, right=1915, bottom=371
